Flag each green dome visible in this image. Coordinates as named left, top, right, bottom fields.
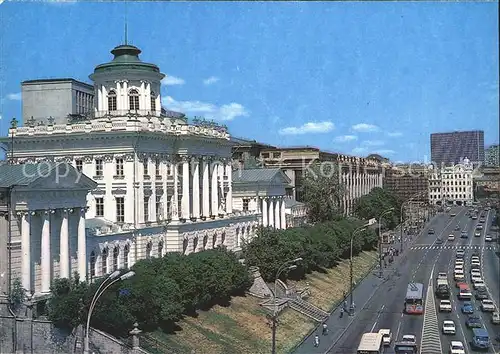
left=90, top=44, right=162, bottom=77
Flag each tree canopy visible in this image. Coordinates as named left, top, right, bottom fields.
left=299, top=163, right=345, bottom=223
left=353, top=187, right=402, bottom=229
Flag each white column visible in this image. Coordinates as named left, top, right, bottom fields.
left=115, top=81, right=121, bottom=110
left=269, top=198, right=275, bottom=228
left=78, top=208, right=87, bottom=280
left=40, top=210, right=51, bottom=293
left=140, top=80, right=146, bottom=110
left=145, top=82, right=151, bottom=111
left=211, top=161, right=219, bottom=216
left=274, top=198, right=280, bottom=229
left=202, top=157, right=210, bottom=217
left=262, top=198, right=268, bottom=227
left=20, top=211, right=31, bottom=292
left=97, top=86, right=103, bottom=111
left=59, top=209, right=70, bottom=279
left=192, top=157, right=200, bottom=218
left=172, top=160, right=179, bottom=221
left=280, top=199, right=286, bottom=229
left=181, top=156, right=190, bottom=219
left=225, top=163, right=233, bottom=214
left=102, top=85, right=108, bottom=112
left=123, top=80, right=128, bottom=110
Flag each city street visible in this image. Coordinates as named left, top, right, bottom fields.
left=294, top=206, right=500, bottom=354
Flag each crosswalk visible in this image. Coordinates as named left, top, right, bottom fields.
left=410, top=245, right=498, bottom=251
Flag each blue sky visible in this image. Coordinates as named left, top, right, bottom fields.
left=0, top=1, right=498, bottom=163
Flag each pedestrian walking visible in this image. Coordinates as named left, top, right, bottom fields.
left=322, top=322, right=328, bottom=335
left=314, top=334, right=320, bottom=347
left=340, top=306, right=344, bottom=318
left=343, top=300, right=347, bottom=310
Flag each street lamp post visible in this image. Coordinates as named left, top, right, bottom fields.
left=349, top=221, right=374, bottom=314
left=400, top=191, right=425, bottom=253
left=83, top=270, right=135, bottom=354
left=271, top=258, right=303, bottom=354
left=378, top=208, right=394, bottom=277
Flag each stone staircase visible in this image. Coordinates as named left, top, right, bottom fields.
left=289, top=297, right=328, bottom=322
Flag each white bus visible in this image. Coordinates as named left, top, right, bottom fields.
left=357, top=332, right=384, bottom=354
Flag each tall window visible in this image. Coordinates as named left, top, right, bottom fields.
left=124, top=244, right=129, bottom=269
left=116, top=197, right=125, bottom=223
left=113, top=247, right=119, bottom=271
left=95, top=159, right=103, bottom=176
left=90, top=251, right=96, bottom=279
left=243, top=199, right=249, bottom=211
left=155, top=159, right=160, bottom=176
left=75, top=159, right=83, bottom=172
left=144, top=196, right=150, bottom=222
left=95, top=197, right=104, bottom=217
left=143, top=159, right=149, bottom=176
left=150, top=91, right=156, bottom=112
left=156, top=195, right=162, bottom=220
left=115, top=158, right=124, bottom=176
left=101, top=248, right=108, bottom=275
left=108, top=90, right=117, bottom=111
left=129, top=89, right=140, bottom=110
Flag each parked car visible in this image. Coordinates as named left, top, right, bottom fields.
left=449, top=341, right=466, bottom=354
left=492, top=312, right=500, bottom=325
left=462, top=302, right=474, bottom=314
left=440, top=300, right=452, bottom=312
left=475, top=290, right=488, bottom=300
left=481, top=299, right=496, bottom=312
left=442, top=320, right=456, bottom=334
left=466, top=315, right=482, bottom=328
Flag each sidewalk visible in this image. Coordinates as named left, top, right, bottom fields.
left=292, top=214, right=440, bottom=353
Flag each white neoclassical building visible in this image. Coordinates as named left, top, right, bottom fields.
left=1, top=43, right=292, bottom=287
left=428, top=158, right=474, bottom=206
left=0, top=163, right=97, bottom=297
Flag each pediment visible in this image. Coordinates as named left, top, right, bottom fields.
left=270, top=171, right=292, bottom=185
left=27, top=165, right=97, bottom=190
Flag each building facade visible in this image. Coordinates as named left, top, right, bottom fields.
left=258, top=147, right=383, bottom=215
left=485, top=144, right=499, bottom=167
left=383, top=164, right=430, bottom=202
left=1, top=43, right=290, bottom=288
left=430, top=130, right=484, bottom=167
left=428, top=158, right=474, bottom=206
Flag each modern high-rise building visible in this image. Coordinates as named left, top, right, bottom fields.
left=430, top=130, right=484, bottom=167
left=485, top=144, right=499, bottom=167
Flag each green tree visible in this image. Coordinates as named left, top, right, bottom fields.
left=48, top=276, right=88, bottom=329
left=299, top=163, right=345, bottom=223
left=9, top=277, right=26, bottom=313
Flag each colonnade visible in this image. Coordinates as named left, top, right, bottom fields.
left=172, top=156, right=232, bottom=220
left=260, top=196, right=286, bottom=229
left=17, top=207, right=87, bottom=294
left=341, top=171, right=383, bottom=214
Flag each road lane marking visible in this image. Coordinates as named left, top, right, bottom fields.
left=370, top=304, right=385, bottom=332
left=395, top=320, right=402, bottom=341
left=420, top=266, right=443, bottom=354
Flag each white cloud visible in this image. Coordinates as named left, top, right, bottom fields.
left=162, top=96, right=248, bottom=121
left=6, top=93, right=21, bottom=101
left=362, top=140, right=385, bottom=147
left=387, top=131, right=403, bottom=137
left=334, top=135, right=357, bottom=143
left=279, top=121, right=335, bottom=136
left=351, top=147, right=367, bottom=155
left=203, top=76, right=220, bottom=85
left=161, top=75, right=185, bottom=86
left=352, top=123, right=379, bottom=132
left=374, top=149, right=396, bottom=155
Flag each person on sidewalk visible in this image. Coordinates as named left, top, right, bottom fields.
left=322, top=322, right=328, bottom=335
left=340, top=306, right=344, bottom=318
left=314, top=334, right=320, bottom=347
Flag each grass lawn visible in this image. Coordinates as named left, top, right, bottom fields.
left=144, top=250, right=377, bottom=354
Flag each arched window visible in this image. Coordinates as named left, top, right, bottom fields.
left=108, top=90, right=117, bottom=112
left=124, top=244, right=130, bottom=269
left=129, top=89, right=140, bottom=111
left=146, top=241, right=152, bottom=259
left=158, top=241, right=163, bottom=257
left=150, top=91, right=156, bottom=112
left=90, top=251, right=96, bottom=280
left=101, top=248, right=108, bottom=275
left=113, top=246, right=119, bottom=271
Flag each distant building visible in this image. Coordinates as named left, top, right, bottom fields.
left=258, top=146, right=383, bottom=215
left=485, top=144, right=499, bottom=167
left=21, top=78, right=95, bottom=125
left=383, top=166, right=429, bottom=202
left=284, top=198, right=308, bottom=228
left=230, top=137, right=276, bottom=169
left=430, top=130, right=484, bottom=167
left=428, top=158, right=474, bottom=206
